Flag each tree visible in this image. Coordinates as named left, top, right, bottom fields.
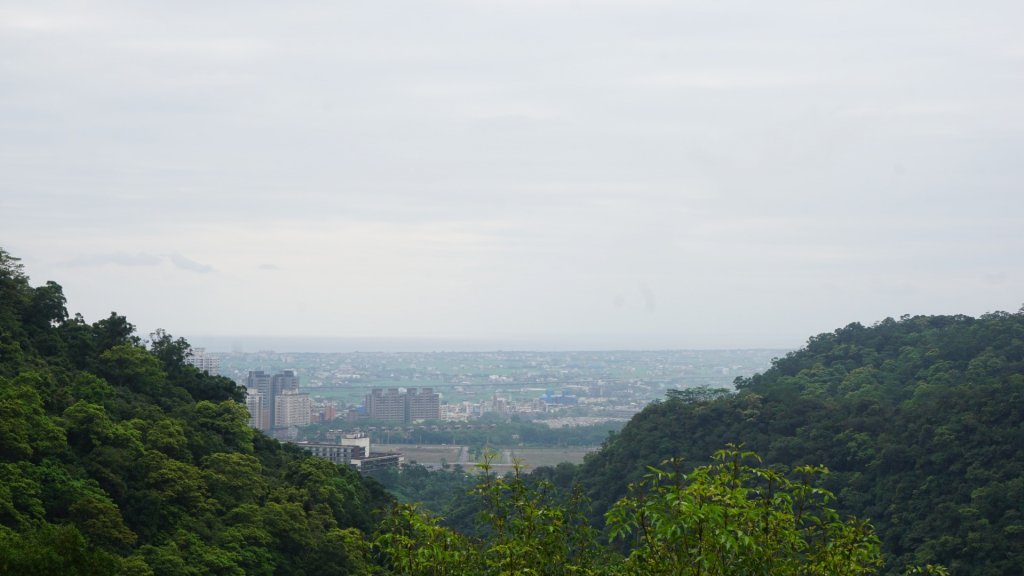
left=0, top=248, right=30, bottom=330
left=147, top=329, right=191, bottom=371
left=26, top=281, right=69, bottom=329
left=374, top=503, right=478, bottom=576
left=474, top=454, right=608, bottom=575
left=202, top=452, right=266, bottom=511
left=187, top=400, right=255, bottom=457
left=0, top=373, right=66, bottom=461
left=92, top=313, right=140, bottom=352
left=377, top=447, right=920, bottom=575
left=606, top=446, right=883, bottom=575
left=97, top=345, right=167, bottom=395
left=69, top=492, right=138, bottom=550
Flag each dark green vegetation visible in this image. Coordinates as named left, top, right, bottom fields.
left=375, top=446, right=906, bottom=575
left=579, top=312, right=1024, bottom=575
left=375, top=463, right=481, bottom=537
left=0, top=249, right=389, bottom=575
left=375, top=460, right=584, bottom=540
left=1, top=247, right=998, bottom=574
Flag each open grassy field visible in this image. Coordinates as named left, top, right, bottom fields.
left=379, top=444, right=465, bottom=466
left=376, top=443, right=598, bottom=473
left=506, top=447, right=595, bottom=468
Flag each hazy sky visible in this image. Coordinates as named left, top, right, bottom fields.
left=3, top=1, right=1022, bottom=350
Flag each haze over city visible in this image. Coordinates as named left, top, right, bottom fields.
left=3, top=1, right=1022, bottom=350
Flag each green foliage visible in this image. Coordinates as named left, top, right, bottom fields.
left=606, top=446, right=882, bottom=575
left=0, top=249, right=31, bottom=351
left=904, top=566, right=950, bottom=576
left=375, top=503, right=476, bottom=575
left=202, top=453, right=266, bottom=510
left=0, top=374, right=66, bottom=461
left=69, top=492, right=138, bottom=550
left=148, top=329, right=242, bottom=403
left=374, top=462, right=481, bottom=534
left=376, top=447, right=897, bottom=576
left=0, top=462, right=45, bottom=530
left=474, top=453, right=609, bottom=575
left=0, top=247, right=389, bottom=576
left=374, top=452, right=611, bottom=576
left=0, top=523, right=122, bottom=576
left=91, top=312, right=140, bottom=352
left=580, top=312, right=1024, bottom=574
left=0, top=247, right=991, bottom=575
left=98, top=345, right=172, bottom=400
left=186, top=400, right=255, bottom=457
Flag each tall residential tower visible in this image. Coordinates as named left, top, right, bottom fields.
left=244, top=369, right=310, bottom=435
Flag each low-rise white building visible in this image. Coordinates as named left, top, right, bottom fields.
left=186, top=347, right=220, bottom=375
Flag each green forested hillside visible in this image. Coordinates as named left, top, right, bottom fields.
left=0, top=249, right=389, bottom=575
left=2, top=247, right=898, bottom=575
left=580, top=312, right=1024, bottom=575
left=3, top=246, right=1008, bottom=575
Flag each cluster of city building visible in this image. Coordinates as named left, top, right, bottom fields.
left=238, top=368, right=607, bottom=437
left=438, top=390, right=578, bottom=421
left=243, top=370, right=313, bottom=435
left=237, top=371, right=402, bottom=472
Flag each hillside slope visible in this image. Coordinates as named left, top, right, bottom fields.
left=580, top=312, right=1024, bottom=575
left=0, top=248, right=389, bottom=575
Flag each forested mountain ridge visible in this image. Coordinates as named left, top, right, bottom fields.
left=4, top=247, right=894, bottom=575
left=580, top=311, right=1024, bottom=575
left=1, top=246, right=1008, bottom=574
left=0, top=248, right=389, bottom=574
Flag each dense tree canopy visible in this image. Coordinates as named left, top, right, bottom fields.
left=0, top=249, right=389, bottom=575
left=374, top=447, right=906, bottom=575
left=579, top=312, right=1024, bottom=575
left=1, top=247, right=995, bottom=574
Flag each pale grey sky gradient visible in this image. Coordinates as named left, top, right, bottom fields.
left=3, top=1, right=1022, bottom=350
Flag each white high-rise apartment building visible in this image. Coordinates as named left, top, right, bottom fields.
left=245, top=392, right=267, bottom=430
left=275, top=390, right=312, bottom=428
left=245, top=371, right=273, bottom=430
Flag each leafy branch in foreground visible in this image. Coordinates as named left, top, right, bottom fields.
left=606, top=445, right=883, bottom=575
left=474, top=453, right=610, bottom=575
left=375, top=446, right=944, bottom=575
left=374, top=452, right=609, bottom=575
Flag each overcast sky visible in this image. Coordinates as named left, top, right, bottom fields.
left=2, top=1, right=1022, bottom=351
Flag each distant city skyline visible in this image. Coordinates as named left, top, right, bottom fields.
left=189, top=334, right=798, bottom=354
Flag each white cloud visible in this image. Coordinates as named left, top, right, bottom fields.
left=3, top=0, right=1023, bottom=349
